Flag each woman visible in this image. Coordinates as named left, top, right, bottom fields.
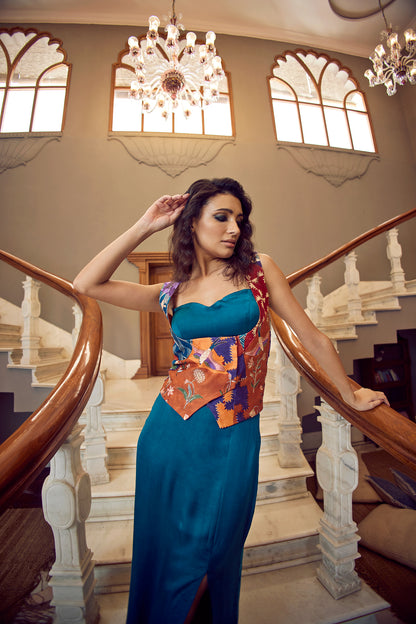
left=74, top=178, right=387, bottom=624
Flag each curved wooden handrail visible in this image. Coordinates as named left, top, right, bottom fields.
left=287, top=206, right=416, bottom=287
left=0, top=250, right=103, bottom=512
left=273, top=206, right=416, bottom=469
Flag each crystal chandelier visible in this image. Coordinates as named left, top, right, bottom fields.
left=127, top=0, right=224, bottom=118
left=364, top=0, right=416, bottom=95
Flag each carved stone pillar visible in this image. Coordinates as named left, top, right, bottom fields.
left=20, top=276, right=41, bottom=364
left=386, top=227, right=406, bottom=293
left=42, top=426, right=99, bottom=623
left=306, top=274, right=323, bottom=326
left=316, top=401, right=361, bottom=599
left=276, top=341, right=304, bottom=468
left=344, top=251, right=363, bottom=323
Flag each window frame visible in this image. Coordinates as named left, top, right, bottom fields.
left=0, top=26, right=72, bottom=135
left=267, top=48, right=377, bottom=154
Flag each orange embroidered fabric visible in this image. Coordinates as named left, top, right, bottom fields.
left=159, top=257, right=270, bottom=428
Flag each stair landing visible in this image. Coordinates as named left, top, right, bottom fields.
left=94, top=562, right=392, bottom=624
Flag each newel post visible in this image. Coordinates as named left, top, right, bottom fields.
left=315, top=400, right=361, bottom=598
left=42, top=426, right=99, bottom=623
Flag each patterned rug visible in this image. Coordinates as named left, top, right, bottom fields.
left=0, top=508, right=54, bottom=624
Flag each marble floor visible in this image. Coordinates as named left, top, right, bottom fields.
left=96, top=561, right=404, bottom=624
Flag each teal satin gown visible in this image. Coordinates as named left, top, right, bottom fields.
left=126, top=289, right=261, bottom=624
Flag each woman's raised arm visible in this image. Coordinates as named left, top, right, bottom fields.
left=73, top=194, right=188, bottom=312
left=259, top=253, right=389, bottom=412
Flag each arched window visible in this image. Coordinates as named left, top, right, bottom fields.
left=110, top=37, right=234, bottom=136
left=0, top=27, right=71, bottom=134
left=268, top=50, right=376, bottom=153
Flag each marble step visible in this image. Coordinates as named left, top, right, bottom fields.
left=0, top=323, right=21, bottom=348
left=7, top=357, right=70, bottom=384
left=88, top=454, right=313, bottom=522
left=88, top=494, right=322, bottom=594
left=96, top=566, right=390, bottom=624
left=94, top=415, right=281, bottom=470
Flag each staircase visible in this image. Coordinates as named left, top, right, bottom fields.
left=82, top=381, right=322, bottom=595
left=1, top=220, right=415, bottom=623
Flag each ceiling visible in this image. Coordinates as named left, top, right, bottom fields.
left=0, top=0, right=415, bottom=58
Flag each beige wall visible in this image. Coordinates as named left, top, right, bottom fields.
left=0, top=23, right=415, bottom=360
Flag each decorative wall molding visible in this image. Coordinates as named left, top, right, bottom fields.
left=108, top=134, right=235, bottom=177
left=276, top=143, right=380, bottom=187
left=0, top=133, right=62, bottom=174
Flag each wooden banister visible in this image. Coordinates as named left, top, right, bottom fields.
left=288, top=206, right=416, bottom=287
left=0, top=250, right=103, bottom=512
left=273, top=207, right=416, bottom=469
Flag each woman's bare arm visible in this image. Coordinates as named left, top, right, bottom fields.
left=259, top=253, right=389, bottom=411
left=73, top=194, right=188, bottom=312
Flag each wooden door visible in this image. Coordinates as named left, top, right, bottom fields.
left=150, top=264, right=174, bottom=376
left=127, top=252, right=174, bottom=378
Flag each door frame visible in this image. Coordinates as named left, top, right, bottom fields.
left=127, top=251, right=172, bottom=378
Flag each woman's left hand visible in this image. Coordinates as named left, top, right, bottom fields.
left=344, top=387, right=390, bottom=411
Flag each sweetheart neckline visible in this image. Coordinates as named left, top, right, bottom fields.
left=173, top=288, right=252, bottom=312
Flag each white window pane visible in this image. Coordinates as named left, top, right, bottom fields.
left=272, top=100, right=302, bottom=142
left=0, top=90, right=4, bottom=113
left=39, top=65, right=69, bottom=87
left=346, top=92, right=367, bottom=112
left=270, top=77, right=295, bottom=101
left=32, top=88, right=66, bottom=131
left=324, top=107, right=352, bottom=149
left=347, top=111, right=376, bottom=152
left=174, top=107, right=203, bottom=134
left=1, top=89, right=35, bottom=132
left=143, top=107, right=172, bottom=132
left=112, top=91, right=142, bottom=131
left=203, top=97, right=232, bottom=136
left=299, top=103, right=327, bottom=146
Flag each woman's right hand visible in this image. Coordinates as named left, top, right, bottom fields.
left=140, top=194, right=189, bottom=234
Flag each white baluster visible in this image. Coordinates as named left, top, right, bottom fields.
left=276, top=341, right=304, bottom=468
left=316, top=400, right=361, bottom=598
left=42, top=425, right=100, bottom=623
left=306, top=274, right=323, bottom=326
left=20, top=276, right=41, bottom=364
left=386, top=227, right=406, bottom=293
left=344, top=251, right=363, bottom=322
left=84, top=372, right=109, bottom=484
left=72, top=303, right=109, bottom=485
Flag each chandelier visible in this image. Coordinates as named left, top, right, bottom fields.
left=127, top=0, right=224, bottom=118
left=364, top=1, right=416, bottom=95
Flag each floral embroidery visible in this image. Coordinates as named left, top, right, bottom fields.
left=178, top=382, right=203, bottom=406
left=193, top=369, right=206, bottom=383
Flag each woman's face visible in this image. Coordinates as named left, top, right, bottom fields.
left=192, top=193, right=243, bottom=260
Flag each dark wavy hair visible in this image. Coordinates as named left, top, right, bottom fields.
left=170, top=177, right=256, bottom=283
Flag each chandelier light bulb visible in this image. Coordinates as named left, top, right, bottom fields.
left=405, top=29, right=416, bottom=48
left=148, top=16, right=160, bottom=39
left=185, top=31, right=196, bottom=53
left=205, top=31, right=216, bottom=52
